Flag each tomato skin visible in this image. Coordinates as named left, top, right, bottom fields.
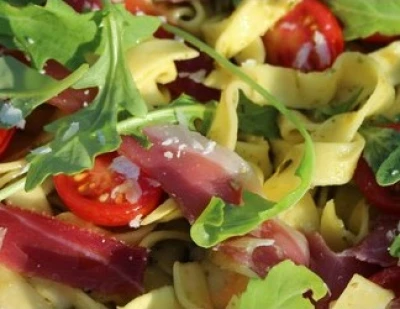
left=53, top=153, right=163, bottom=226
left=354, top=157, right=400, bottom=215
left=125, top=0, right=161, bottom=15
left=262, top=0, right=344, bottom=72
left=64, top=0, right=102, bottom=12
left=370, top=267, right=400, bottom=296
left=363, top=33, right=400, bottom=45
left=0, top=129, right=15, bottom=157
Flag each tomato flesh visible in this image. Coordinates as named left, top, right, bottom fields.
left=262, top=0, right=344, bottom=72
left=0, top=128, right=15, bottom=157
left=53, top=152, right=163, bottom=226
left=125, top=0, right=162, bottom=15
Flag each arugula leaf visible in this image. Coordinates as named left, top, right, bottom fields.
left=390, top=234, right=400, bottom=257
left=117, top=94, right=216, bottom=141
left=163, top=24, right=315, bottom=248
left=237, top=91, right=280, bottom=139
left=0, top=0, right=99, bottom=69
left=74, top=5, right=160, bottom=116
left=327, top=0, right=400, bottom=40
left=0, top=56, right=88, bottom=128
left=235, top=260, right=328, bottom=309
left=359, top=124, right=400, bottom=186
left=25, top=5, right=159, bottom=190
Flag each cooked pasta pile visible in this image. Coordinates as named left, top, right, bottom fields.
left=1, top=0, right=400, bottom=308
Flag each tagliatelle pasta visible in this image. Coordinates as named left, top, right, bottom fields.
left=2, top=0, right=400, bottom=308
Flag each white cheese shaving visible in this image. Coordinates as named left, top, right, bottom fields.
left=0, top=103, right=26, bottom=129
left=129, top=214, right=143, bottom=229
left=31, top=146, right=52, bottom=155
left=178, top=69, right=207, bottom=83
left=164, top=151, right=174, bottom=159
left=241, top=59, right=258, bottom=67
left=110, top=156, right=140, bottom=180
left=111, top=179, right=142, bottom=204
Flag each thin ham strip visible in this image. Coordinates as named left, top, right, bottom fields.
left=211, top=219, right=310, bottom=277
left=119, top=124, right=261, bottom=222
left=307, top=233, right=380, bottom=309
left=0, top=204, right=147, bottom=296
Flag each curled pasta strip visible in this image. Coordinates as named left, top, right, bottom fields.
left=166, top=0, right=208, bottom=36
left=126, top=39, right=199, bottom=106
left=278, top=192, right=320, bottom=233
left=320, top=197, right=369, bottom=252
left=370, top=41, right=400, bottom=86
left=0, top=265, right=54, bottom=309
left=173, top=262, right=213, bottom=309
left=118, top=285, right=183, bottom=309
left=202, top=0, right=297, bottom=59
left=140, top=198, right=183, bottom=226
left=139, top=230, right=191, bottom=248
left=0, top=160, right=52, bottom=213
left=29, top=277, right=108, bottom=309
left=235, top=137, right=273, bottom=179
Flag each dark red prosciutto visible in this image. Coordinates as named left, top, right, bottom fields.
left=119, top=124, right=261, bottom=222
left=211, top=219, right=310, bottom=277
left=307, top=233, right=379, bottom=309
left=0, top=205, right=147, bottom=296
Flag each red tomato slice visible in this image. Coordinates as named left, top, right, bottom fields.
left=262, top=0, right=344, bottom=72
left=370, top=267, right=400, bottom=296
left=64, top=0, right=102, bottom=12
left=354, top=156, right=400, bottom=215
left=125, top=0, right=162, bottom=15
left=354, top=123, right=400, bottom=214
left=53, top=152, right=163, bottom=226
left=0, top=128, right=15, bottom=157
left=362, top=33, right=400, bottom=45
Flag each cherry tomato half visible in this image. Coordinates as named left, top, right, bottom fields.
left=64, top=0, right=102, bottom=12
left=370, top=267, right=400, bottom=296
left=354, top=123, right=400, bottom=214
left=362, top=33, right=400, bottom=45
left=0, top=128, right=15, bottom=157
left=125, top=0, right=162, bottom=15
left=53, top=152, right=164, bottom=226
left=262, top=0, right=344, bottom=72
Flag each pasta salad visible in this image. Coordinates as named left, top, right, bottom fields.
left=0, top=0, right=400, bottom=308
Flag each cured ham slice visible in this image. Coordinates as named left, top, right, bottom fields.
left=0, top=204, right=147, bottom=296
left=119, top=124, right=261, bottom=222
left=210, top=219, right=310, bottom=277
left=308, top=233, right=380, bottom=309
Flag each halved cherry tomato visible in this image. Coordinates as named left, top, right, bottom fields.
left=370, top=267, right=400, bottom=296
left=354, top=123, right=400, bottom=214
left=53, top=152, right=164, bottom=226
left=353, top=157, right=400, bottom=215
left=125, top=0, right=173, bottom=39
left=125, top=0, right=162, bottom=15
left=64, top=0, right=102, bottom=12
left=262, top=0, right=344, bottom=72
left=0, top=128, right=15, bottom=157
left=362, top=33, right=400, bottom=45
